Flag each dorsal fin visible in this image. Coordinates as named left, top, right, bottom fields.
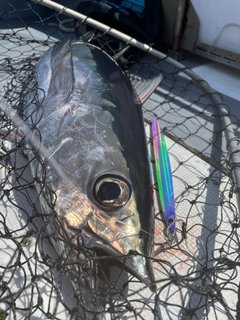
left=128, top=73, right=163, bottom=105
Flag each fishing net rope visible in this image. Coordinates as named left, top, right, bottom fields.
left=0, top=1, right=240, bottom=319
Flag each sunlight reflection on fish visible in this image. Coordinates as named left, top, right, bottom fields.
left=1, top=40, right=163, bottom=319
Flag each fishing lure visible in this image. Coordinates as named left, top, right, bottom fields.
left=152, top=118, right=176, bottom=233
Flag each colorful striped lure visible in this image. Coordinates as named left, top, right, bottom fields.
left=152, top=118, right=176, bottom=233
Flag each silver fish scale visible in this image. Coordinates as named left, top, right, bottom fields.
left=38, top=105, right=117, bottom=184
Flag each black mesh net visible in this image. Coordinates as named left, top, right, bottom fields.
left=0, top=1, right=240, bottom=320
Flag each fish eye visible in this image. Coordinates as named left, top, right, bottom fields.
left=94, top=175, right=131, bottom=208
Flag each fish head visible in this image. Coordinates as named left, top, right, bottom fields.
left=31, top=40, right=156, bottom=292
left=54, top=137, right=155, bottom=291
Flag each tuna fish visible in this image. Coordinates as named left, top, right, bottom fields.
left=4, top=40, right=163, bottom=318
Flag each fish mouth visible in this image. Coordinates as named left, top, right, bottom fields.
left=58, top=187, right=156, bottom=292
left=78, top=226, right=156, bottom=292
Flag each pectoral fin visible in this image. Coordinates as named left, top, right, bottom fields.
left=128, top=73, right=163, bottom=105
